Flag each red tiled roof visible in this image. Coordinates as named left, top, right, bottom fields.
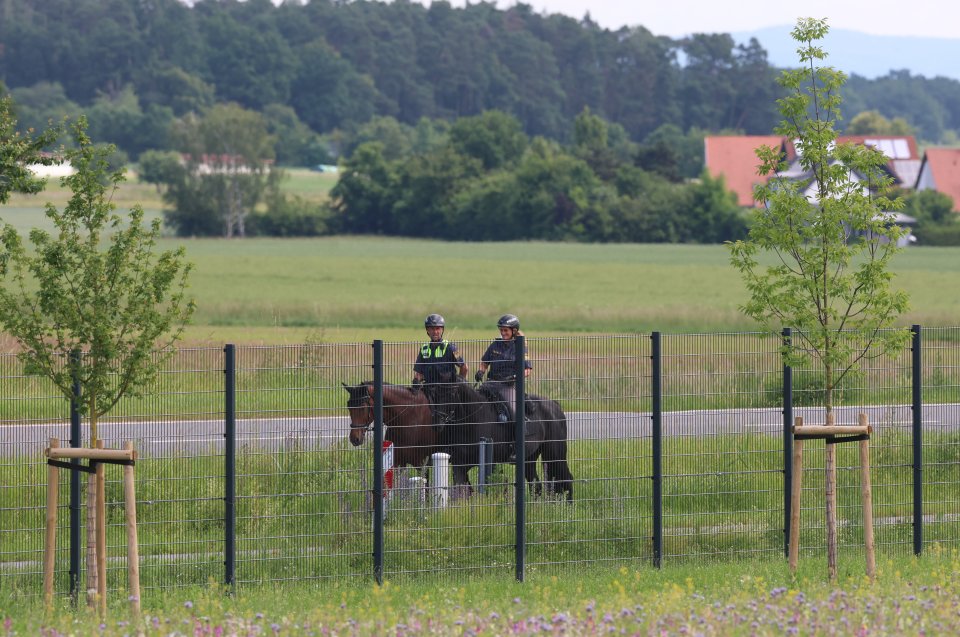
left=705, top=135, right=922, bottom=206
left=837, top=135, right=919, bottom=160
left=918, top=148, right=960, bottom=211
left=704, top=136, right=783, bottom=207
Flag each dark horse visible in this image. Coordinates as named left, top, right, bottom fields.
left=343, top=382, right=439, bottom=470
left=441, top=382, right=574, bottom=501
left=344, top=381, right=573, bottom=501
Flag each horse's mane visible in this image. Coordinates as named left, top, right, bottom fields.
left=347, top=381, right=424, bottom=405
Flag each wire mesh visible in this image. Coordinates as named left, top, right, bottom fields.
left=93, top=348, right=225, bottom=594
left=0, top=353, right=71, bottom=598
left=922, top=327, right=960, bottom=550
left=233, top=343, right=372, bottom=586
left=786, top=329, right=916, bottom=563
left=660, top=332, right=785, bottom=562
left=2, top=329, right=959, bottom=598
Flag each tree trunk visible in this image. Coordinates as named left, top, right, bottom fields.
left=85, top=404, right=99, bottom=608
left=824, top=409, right=838, bottom=581
left=85, top=471, right=97, bottom=608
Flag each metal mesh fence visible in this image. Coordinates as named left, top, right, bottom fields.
left=2, top=328, right=959, bottom=600
left=922, top=326, right=960, bottom=550
left=788, top=331, right=916, bottom=563
left=660, top=332, right=785, bottom=561
left=233, top=343, right=371, bottom=585
left=97, top=348, right=226, bottom=593
left=0, top=354, right=71, bottom=598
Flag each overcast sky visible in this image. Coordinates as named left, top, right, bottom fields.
left=449, top=0, right=960, bottom=38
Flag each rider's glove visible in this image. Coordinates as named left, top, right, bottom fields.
left=474, top=370, right=484, bottom=383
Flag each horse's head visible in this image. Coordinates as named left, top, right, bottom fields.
left=343, top=382, right=374, bottom=446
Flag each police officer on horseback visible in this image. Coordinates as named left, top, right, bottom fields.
left=413, top=313, right=468, bottom=431
left=475, top=314, right=532, bottom=423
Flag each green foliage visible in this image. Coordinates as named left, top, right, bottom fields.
left=846, top=109, right=915, bottom=136
left=0, top=118, right=194, bottom=439
left=913, top=224, right=960, bottom=246
left=903, top=188, right=957, bottom=224
left=728, top=18, right=910, bottom=412
left=331, top=109, right=748, bottom=244
left=3, top=0, right=960, bottom=160
left=164, top=103, right=280, bottom=237
left=448, top=111, right=529, bottom=170
left=249, top=192, right=331, bottom=238
left=0, top=95, right=63, bottom=203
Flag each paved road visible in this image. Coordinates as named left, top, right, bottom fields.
left=4, top=403, right=958, bottom=457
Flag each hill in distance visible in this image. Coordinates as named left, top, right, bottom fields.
left=732, top=26, right=960, bottom=81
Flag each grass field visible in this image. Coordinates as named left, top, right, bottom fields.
left=2, top=170, right=959, bottom=345
left=6, top=550, right=960, bottom=635
left=163, top=238, right=960, bottom=343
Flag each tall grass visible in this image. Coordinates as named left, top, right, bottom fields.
left=4, top=432, right=957, bottom=595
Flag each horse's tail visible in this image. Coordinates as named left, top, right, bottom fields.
left=540, top=401, right=574, bottom=502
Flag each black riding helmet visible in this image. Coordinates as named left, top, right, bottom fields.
left=425, top=313, right=445, bottom=328
left=497, top=314, right=520, bottom=330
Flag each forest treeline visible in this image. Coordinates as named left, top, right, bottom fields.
left=2, top=0, right=960, bottom=242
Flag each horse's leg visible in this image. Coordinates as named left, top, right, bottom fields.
left=452, top=463, right=473, bottom=499
left=525, top=452, right=543, bottom=497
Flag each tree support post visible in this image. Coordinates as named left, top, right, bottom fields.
left=790, top=414, right=875, bottom=581
left=43, top=442, right=141, bottom=617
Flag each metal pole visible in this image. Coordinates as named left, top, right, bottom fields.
left=782, top=328, right=793, bottom=558
left=69, top=349, right=82, bottom=604
left=651, top=332, right=663, bottom=569
left=224, top=344, right=236, bottom=589
left=478, top=437, right=491, bottom=495
left=912, top=325, right=923, bottom=556
left=373, top=341, right=385, bottom=584
left=514, top=335, right=526, bottom=582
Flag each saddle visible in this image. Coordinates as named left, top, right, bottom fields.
left=478, top=386, right=534, bottom=423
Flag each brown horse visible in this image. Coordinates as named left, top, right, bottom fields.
left=343, top=382, right=439, bottom=470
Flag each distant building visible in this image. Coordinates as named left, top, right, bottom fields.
left=180, top=153, right=273, bottom=175
left=915, top=148, right=960, bottom=212
left=704, top=135, right=921, bottom=208
left=25, top=159, right=74, bottom=178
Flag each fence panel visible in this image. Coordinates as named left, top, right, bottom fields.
left=525, top=335, right=652, bottom=571
left=234, top=343, right=371, bottom=586
left=96, top=348, right=226, bottom=593
left=788, top=331, right=917, bottom=564
left=660, top=332, right=785, bottom=562
left=923, top=327, right=960, bottom=550
left=0, top=355, right=71, bottom=597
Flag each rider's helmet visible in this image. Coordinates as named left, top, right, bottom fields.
left=497, top=314, right=520, bottom=330
left=425, top=313, right=445, bottom=328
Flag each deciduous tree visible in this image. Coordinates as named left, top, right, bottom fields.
left=0, top=116, right=194, bottom=604
left=728, top=18, right=910, bottom=580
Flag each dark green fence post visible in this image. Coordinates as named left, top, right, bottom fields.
left=373, top=340, right=385, bottom=584
left=514, top=335, right=526, bottom=582
left=651, top=332, right=663, bottom=569
left=69, top=349, right=82, bottom=604
left=912, top=325, right=923, bottom=556
left=782, top=328, right=793, bottom=558
left=224, top=344, right=236, bottom=589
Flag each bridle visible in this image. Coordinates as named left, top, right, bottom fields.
left=347, top=393, right=375, bottom=433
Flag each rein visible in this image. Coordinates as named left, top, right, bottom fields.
left=350, top=389, right=420, bottom=433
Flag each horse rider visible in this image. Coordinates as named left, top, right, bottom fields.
left=413, top=313, right=468, bottom=431
left=475, top=314, right=532, bottom=423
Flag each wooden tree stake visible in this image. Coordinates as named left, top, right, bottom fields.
left=43, top=438, right=60, bottom=609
